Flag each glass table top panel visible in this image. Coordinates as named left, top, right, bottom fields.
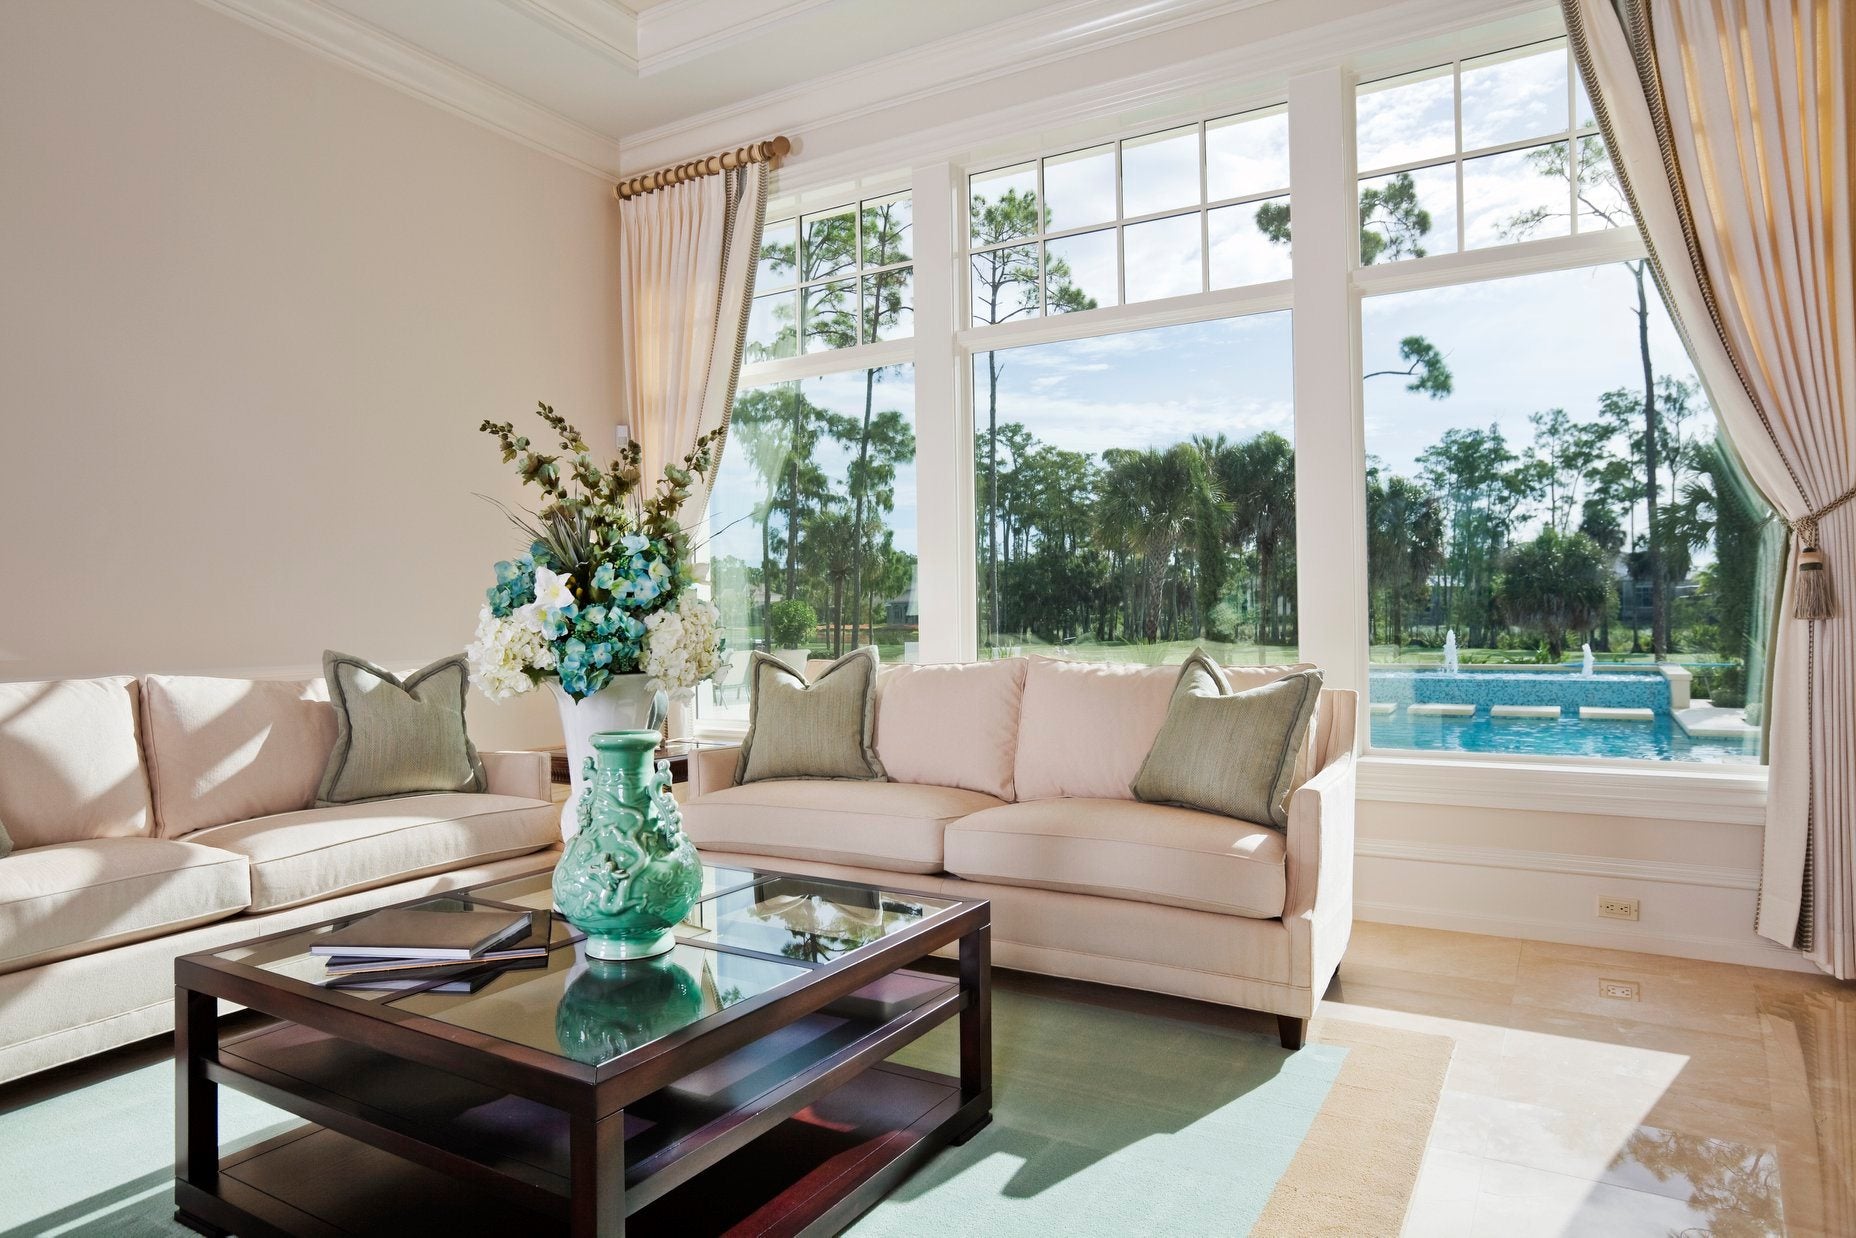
left=203, top=869, right=962, bottom=1066
left=675, top=877, right=956, bottom=964
left=388, top=941, right=807, bottom=1066
left=469, top=865, right=763, bottom=914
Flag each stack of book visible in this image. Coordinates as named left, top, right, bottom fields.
left=310, top=905, right=576, bottom=993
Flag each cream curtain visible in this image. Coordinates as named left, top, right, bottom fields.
left=1564, top=0, right=1855, bottom=975
left=618, top=161, right=769, bottom=513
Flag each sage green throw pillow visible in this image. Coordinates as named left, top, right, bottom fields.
left=316, top=651, right=487, bottom=806
left=736, top=647, right=887, bottom=785
left=1131, top=651, right=1322, bottom=829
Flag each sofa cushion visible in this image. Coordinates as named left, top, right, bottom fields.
left=682, top=780, right=1005, bottom=874
left=1013, top=657, right=1317, bottom=802
left=944, top=797, right=1286, bottom=918
left=1132, top=655, right=1324, bottom=829
left=0, top=837, right=249, bottom=975
left=0, top=677, right=154, bottom=849
left=874, top=658, right=1026, bottom=800
left=738, top=648, right=886, bottom=785
left=142, top=674, right=338, bottom=838
left=182, top=793, right=556, bottom=912
left=317, top=652, right=486, bottom=805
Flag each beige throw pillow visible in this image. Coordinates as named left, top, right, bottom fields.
left=737, top=647, right=887, bottom=785
left=1131, top=650, right=1322, bottom=829
left=316, top=652, right=486, bottom=805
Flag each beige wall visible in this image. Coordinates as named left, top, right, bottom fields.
left=0, top=0, right=624, bottom=749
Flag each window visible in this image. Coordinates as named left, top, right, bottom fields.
left=974, top=316, right=1298, bottom=663
left=1353, top=38, right=1620, bottom=265
left=699, top=366, right=918, bottom=721
left=1361, top=263, right=1776, bottom=764
left=967, top=104, right=1291, bottom=326
left=747, top=193, right=913, bottom=361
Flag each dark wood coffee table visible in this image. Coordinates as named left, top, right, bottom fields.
left=174, top=864, right=991, bottom=1237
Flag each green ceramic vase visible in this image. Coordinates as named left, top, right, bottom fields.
left=552, top=729, right=702, bottom=960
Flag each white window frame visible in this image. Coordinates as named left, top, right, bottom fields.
left=1353, top=36, right=1607, bottom=262
left=701, top=18, right=1771, bottom=819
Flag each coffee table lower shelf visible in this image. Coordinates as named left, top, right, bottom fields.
left=179, top=1060, right=977, bottom=1238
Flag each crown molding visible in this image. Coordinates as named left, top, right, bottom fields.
left=617, top=0, right=1275, bottom=168
left=661, top=0, right=1548, bottom=196
left=635, top=0, right=836, bottom=75
left=194, top=0, right=622, bottom=176
left=496, top=0, right=640, bottom=72
left=493, top=0, right=835, bottom=76
left=617, top=0, right=1551, bottom=180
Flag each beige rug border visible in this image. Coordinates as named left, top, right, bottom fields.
left=1250, top=1018, right=1455, bottom=1238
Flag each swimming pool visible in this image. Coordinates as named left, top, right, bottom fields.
left=1368, top=707, right=1758, bottom=763
left=1367, top=667, right=1759, bottom=765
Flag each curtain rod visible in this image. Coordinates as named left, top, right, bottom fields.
left=614, top=136, right=791, bottom=201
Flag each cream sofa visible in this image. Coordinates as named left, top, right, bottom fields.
left=682, top=656, right=1357, bottom=1048
left=0, top=674, right=560, bottom=1083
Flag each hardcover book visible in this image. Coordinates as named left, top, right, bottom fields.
left=309, top=905, right=532, bottom=960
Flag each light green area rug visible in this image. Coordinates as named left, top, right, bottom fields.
left=0, top=986, right=1449, bottom=1237
left=855, top=992, right=1349, bottom=1236
left=0, top=1048, right=295, bottom=1237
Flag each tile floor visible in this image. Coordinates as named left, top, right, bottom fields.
left=1317, top=923, right=1855, bottom=1237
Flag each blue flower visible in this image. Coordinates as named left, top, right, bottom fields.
left=589, top=641, right=614, bottom=668
left=538, top=603, right=576, bottom=640
left=591, top=561, right=617, bottom=591
left=493, top=559, right=522, bottom=585
left=620, top=533, right=649, bottom=555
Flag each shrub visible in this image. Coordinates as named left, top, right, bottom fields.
left=1709, top=663, right=1747, bottom=709
left=767, top=599, right=819, bottom=649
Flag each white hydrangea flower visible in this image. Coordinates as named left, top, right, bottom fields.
left=642, top=592, right=723, bottom=692
left=466, top=605, right=558, bottom=700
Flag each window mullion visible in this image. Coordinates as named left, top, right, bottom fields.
left=908, top=161, right=969, bottom=664
left=1288, top=65, right=1369, bottom=723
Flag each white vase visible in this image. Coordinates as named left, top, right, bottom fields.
left=774, top=648, right=811, bottom=674
left=552, top=675, right=658, bottom=837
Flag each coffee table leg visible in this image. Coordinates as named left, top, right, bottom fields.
left=953, top=922, right=993, bottom=1145
left=174, top=986, right=226, bottom=1235
left=570, top=1108, right=627, bottom=1238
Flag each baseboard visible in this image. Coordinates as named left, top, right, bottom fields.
left=1353, top=840, right=1818, bottom=974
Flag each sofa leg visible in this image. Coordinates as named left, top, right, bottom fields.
left=1276, top=1015, right=1307, bottom=1051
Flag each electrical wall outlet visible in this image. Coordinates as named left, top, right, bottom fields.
left=1598, top=895, right=1640, bottom=921
left=1599, top=979, right=1641, bottom=1001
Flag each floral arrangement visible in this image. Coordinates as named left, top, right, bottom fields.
left=467, top=403, right=725, bottom=701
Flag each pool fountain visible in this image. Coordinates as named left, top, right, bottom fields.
left=1442, top=630, right=1459, bottom=675
left=1581, top=643, right=1595, bottom=678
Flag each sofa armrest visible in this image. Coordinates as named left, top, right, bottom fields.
left=1285, top=750, right=1355, bottom=920
left=687, top=745, right=741, bottom=798
left=481, top=750, right=552, bottom=802
left=1283, top=748, right=1355, bottom=996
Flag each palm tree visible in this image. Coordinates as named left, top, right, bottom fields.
left=1093, top=444, right=1213, bottom=642
left=1216, top=433, right=1296, bottom=646
left=1495, top=528, right=1612, bottom=660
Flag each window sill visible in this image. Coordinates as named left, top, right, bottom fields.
left=1356, top=752, right=1768, bottom=826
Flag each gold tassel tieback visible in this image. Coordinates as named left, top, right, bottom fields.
left=1793, top=482, right=1856, bottom=620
